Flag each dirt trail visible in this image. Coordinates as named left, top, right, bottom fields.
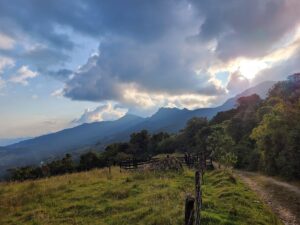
left=236, top=171, right=300, bottom=225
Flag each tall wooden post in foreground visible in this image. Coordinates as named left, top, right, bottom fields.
left=185, top=195, right=195, bottom=225
left=195, top=170, right=201, bottom=225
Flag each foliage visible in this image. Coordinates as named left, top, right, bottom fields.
left=207, top=125, right=236, bottom=168
left=9, top=154, right=76, bottom=181
left=251, top=100, right=300, bottom=179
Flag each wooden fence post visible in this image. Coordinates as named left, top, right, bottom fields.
left=195, top=170, right=201, bottom=225
left=185, top=194, right=195, bottom=225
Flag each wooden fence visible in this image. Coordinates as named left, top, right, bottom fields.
left=119, top=158, right=160, bottom=171
left=119, top=154, right=213, bottom=171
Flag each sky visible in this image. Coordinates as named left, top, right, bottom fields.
left=0, top=0, right=300, bottom=140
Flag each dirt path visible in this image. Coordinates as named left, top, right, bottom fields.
left=236, top=171, right=300, bottom=225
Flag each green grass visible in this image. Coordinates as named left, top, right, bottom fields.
left=0, top=167, right=282, bottom=225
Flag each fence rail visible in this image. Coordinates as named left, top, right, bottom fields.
left=119, top=154, right=213, bottom=171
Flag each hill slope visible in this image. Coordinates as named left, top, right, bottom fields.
left=0, top=167, right=282, bottom=225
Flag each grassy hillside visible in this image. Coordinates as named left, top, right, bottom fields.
left=0, top=167, right=281, bottom=225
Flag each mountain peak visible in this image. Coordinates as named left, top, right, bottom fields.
left=238, top=80, right=276, bottom=99
left=118, top=113, right=143, bottom=122
left=157, top=107, right=179, bottom=112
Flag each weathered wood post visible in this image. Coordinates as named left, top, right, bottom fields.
left=200, top=153, right=205, bottom=184
left=185, top=194, right=195, bottom=225
left=133, top=158, right=138, bottom=169
left=195, top=170, right=201, bottom=225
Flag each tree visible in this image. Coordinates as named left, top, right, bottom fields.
left=180, top=117, right=209, bottom=152
left=79, top=152, right=102, bottom=170
left=207, top=125, right=235, bottom=168
left=251, top=101, right=300, bottom=179
left=129, top=130, right=150, bottom=159
left=148, top=132, right=170, bottom=155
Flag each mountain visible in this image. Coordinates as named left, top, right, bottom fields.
left=9, top=114, right=144, bottom=153
left=220, top=81, right=276, bottom=110
left=0, top=114, right=144, bottom=178
left=0, top=81, right=276, bottom=178
left=0, top=137, right=31, bottom=146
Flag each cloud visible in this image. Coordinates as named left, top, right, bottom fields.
left=190, top=0, right=300, bottom=60
left=73, top=102, right=127, bottom=124
left=0, top=56, right=15, bottom=89
left=63, top=35, right=226, bottom=104
left=0, top=33, right=15, bottom=50
left=1, top=0, right=300, bottom=117
left=0, top=0, right=189, bottom=51
left=10, top=65, right=38, bottom=85
left=47, top=69, right=73, bottom=82
left=226, top=71, right=250, bottom=95
left=0, top=56, right=14, bottom=73
left=120, top=87, right=218, bottom=115
left=254, top=47, right=300, bottom=84
left=51, top=88, right=64, bottom=98
left=21, top=44, right=70, bottom=68
left=0, top=77, right=5, bottom=89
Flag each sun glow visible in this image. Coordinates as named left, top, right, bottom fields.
left=239, top=60, right=269, bottom=79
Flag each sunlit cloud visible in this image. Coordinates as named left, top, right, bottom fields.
left=0, top=33, right=15, bottom=50
left=73, top=102, right=128, bottom=124
left=10, top=65, right=38, bottom=85
left=210, top=30, right=300, bottom=83
left=51, top=88, right=64, bottom=98
left=122, top=86, right=217, bottom=113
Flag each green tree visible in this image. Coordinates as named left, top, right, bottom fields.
left=129, top=130, right=150, bottom=159
left=207, top=125, right=236, bottom=168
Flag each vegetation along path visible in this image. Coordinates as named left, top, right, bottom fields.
left=236, top=171, right=300, bottom=225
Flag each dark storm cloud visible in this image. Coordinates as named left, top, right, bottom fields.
left=190, top=0, right=300, bottom=60
left=1, top=0, right=300, bottom=107
left=0, top=0, right=183, bottom=47
left=63, top=36, right=226, bottom=102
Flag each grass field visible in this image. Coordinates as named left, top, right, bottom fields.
left=0, top=167, right=282, bottom=225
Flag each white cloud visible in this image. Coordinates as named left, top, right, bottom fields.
left=51, top=88, right=64, bottom=98
left=73, top=102, right=128, bottom=124
left=0, top=56, right=15, bottom=89
left=10, top=65, right=38, bottom=85
left=0, top=57, right=14, bottom=73
left=226, top=71, right=250, bottom=95
left=0, top=33, right=15, bottom=50
left=121, top=86, right=218, bottom=115
left=0, top=77, right=5, bottom=89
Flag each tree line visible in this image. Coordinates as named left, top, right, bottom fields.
left=8, top=76, right=300, bottom=181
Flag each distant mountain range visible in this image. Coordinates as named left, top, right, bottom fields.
left=0, top=81, right=276, bottom=178
left=0, top=137, right=31, bottom=147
